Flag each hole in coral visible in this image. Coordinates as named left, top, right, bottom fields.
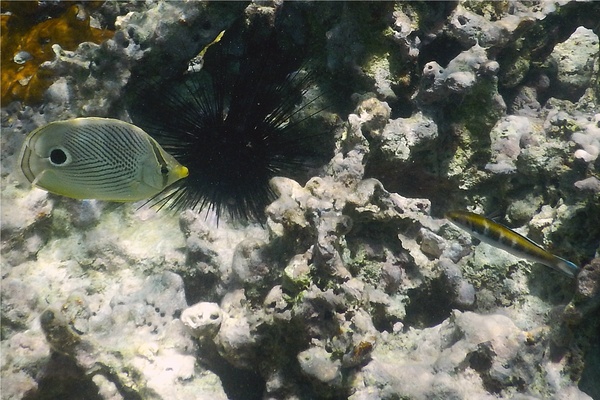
left=403, top=277, right=454, bottom=329
left=457, top=15, right=468, bottom=26
left=370, top=302, right=400, bottom=333
left=388, top=95, right=416, bottom=119
left=182, top=272, right=221, bottom=305
left=418, top=34, right=468, bottom=70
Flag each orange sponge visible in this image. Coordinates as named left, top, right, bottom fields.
left=1, top=3, right=114, bottom=105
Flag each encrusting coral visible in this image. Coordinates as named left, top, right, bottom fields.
left=0, top=2, right=113, bottom=105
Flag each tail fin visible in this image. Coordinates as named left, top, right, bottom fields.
left=552, top=256, right=580, bottom=278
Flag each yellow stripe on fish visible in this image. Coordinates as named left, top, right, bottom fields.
left=445, top=210, right=580, bottom=278
left=19, top=117, right=189, bottom=202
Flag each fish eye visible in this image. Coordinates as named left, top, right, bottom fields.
left=160, top=166, right=169, bottom=175
left=49, top=148, right=68, bottom=165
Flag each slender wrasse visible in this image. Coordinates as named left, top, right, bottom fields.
left=445, top=210, right=580, bottom=278
left=19, top=118, right=188, bottom=202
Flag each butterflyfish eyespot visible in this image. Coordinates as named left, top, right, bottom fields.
left=49, top=148, right=68, bottom=165
left=18, top=117, right=188, bottom=202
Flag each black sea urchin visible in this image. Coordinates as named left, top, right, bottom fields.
left=128, top=15, right=332, bottom=222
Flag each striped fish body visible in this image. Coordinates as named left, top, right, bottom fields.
left=445, top=210, right=580, bottom=278
left=19, top=118, right=188, bottom=202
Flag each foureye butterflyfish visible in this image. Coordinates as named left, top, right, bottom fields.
left=19, top=117, right=189, bottom=202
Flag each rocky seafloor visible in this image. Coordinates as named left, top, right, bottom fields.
left=1, top=1, right=599, bottom=399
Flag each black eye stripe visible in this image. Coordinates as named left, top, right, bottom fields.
left=149, top=139, right=170, bottom=187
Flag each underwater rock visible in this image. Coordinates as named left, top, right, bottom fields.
left=66, top=200, right=103, bottom=229
left=416, top=44, right=501, bottom=106
left=354, top=310, right=592, bottom=399
left=346, top=178, right=431, bottom=221
left=283, top=252, right=313, bottom=292
left=354, top=97, right=391, bottom=137
left=574, top=176, right=600, bottom=193
left=508, top=79, right=548, bottom=117
left=448, top=3, right=515, bottom=48
left=1, top=279, right=41, bottom=334
left=419, top=228, right=446, bottom=259
left=339, top=309, right=378, bottom=368
left=550, top=27, right=599, bottom=102
left=37, top=272, right=227, bottom=400
left=231, top=238, right=270, bottom=285
left=313, top=211, right=353, bottom=281
left=439, top=258, right=476, bottom=309
left=1, top=327, right=51, bottom=398
left=0, top=188, right=51, bottom=266
left=485, top=115, right=531, bottom=174
left=181, top=301, right=222, bottom=340
left=562, top=258, right=600, bottom=326
left=263, top=285, right=292, bottom=321
left=214, top=289, right=258, bottom=369
left=571, top=112, right=600, bottom=164
left=505, top=195, right=545, bottom=226
left=374, top=111, right=438, bottom=164
left=389, top=5, right=422, bottom=60
left=178, top=209, right=268, bottom=301
left=297, top=346, right=342, bottom=386
left=291, top=286, right=345, bottom=338
left=92, top=374, right=124, bottom=400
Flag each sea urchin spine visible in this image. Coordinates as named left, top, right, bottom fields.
left=128, top=14, right=331, bottom=222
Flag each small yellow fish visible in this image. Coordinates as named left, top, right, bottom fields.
left=445, top=210, right=580, bottom=278
left=19, top=117, right=188, bottom=201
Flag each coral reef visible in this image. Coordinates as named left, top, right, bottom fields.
left=1, top=1, right=599, bottom=400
